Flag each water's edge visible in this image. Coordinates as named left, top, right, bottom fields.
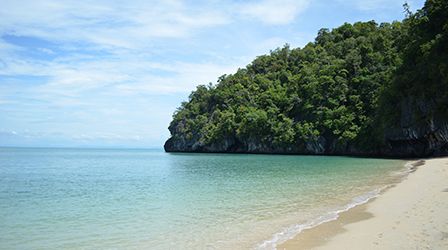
left=257, top=160, right=421, bottom=250
left=0, top=148, right=409, bottom=249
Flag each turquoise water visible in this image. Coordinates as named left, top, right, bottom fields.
left=0, top=148, right=405, bottom=249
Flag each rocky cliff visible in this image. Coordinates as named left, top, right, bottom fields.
left=164, top=0, right=448, bottom=158
left=164, top=115, right=448, bottom=158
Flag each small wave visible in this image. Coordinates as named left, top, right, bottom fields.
left=406, top=160, right=425, bottom=172
left=255, top=188, right=387, bottom=250
left=390, top=160, right=424, bottom=178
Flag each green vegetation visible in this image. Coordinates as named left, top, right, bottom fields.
left=380, top=0, right=448, bottom=126
left=166, top=0, right=447, bottom=155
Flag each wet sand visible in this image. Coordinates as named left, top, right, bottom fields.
left=279, top=157, right=448, bottom=250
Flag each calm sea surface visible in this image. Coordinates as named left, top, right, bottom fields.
left=0, top=147, right=405, bottom=249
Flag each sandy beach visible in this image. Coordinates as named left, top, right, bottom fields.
left=279, top=157, right=448, bottom=250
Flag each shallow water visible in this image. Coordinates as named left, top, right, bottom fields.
left=0, top=147, right=405, bottom=249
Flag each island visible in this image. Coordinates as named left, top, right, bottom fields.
left=165, top=0, right=447, bottom=158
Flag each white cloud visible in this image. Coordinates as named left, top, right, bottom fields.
left=0, top=0, right=309, bottom=99
left=0, top=51, right=244, bottom=96
left=114, top=61, right=243, bottom=95
left=0, top=0, right=229, bottom=49
left=239, top=0, right=310, bottom=25
left=0, top=1, right=245, bottom=96
left=0, top=0, right=312, bottom=146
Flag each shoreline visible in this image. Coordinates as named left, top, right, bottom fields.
left=278, top=157, right=448, bottom=249
left=166, top=149, right=437, bottom=160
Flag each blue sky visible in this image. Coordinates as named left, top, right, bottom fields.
left=0, top=0, right=425, bottom=148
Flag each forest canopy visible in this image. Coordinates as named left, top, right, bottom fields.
left=165, top=0, right=448, bottom=156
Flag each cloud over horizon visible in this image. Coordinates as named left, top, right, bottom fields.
left=0, top=0, right=425, bottom=147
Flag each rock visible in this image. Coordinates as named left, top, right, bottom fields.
left=164, top=98, right=448, bottom=157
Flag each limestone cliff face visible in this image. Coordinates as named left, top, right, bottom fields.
left=379, top=97, right=448, bottom=157
left=164, top=98, right=448, bottom=158
left=382, top=120, right=448, bottom=157
left=164, top=122, right=448, bottom=157
left=165, top=0, right=448, bottom=158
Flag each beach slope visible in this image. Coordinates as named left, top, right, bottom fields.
left=280, top=157, right=448, bottom=250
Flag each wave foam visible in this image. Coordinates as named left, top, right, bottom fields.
left=255, top=188, right=386, bottom=250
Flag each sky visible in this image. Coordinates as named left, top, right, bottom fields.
left=0, top=0, right=425, bottom=148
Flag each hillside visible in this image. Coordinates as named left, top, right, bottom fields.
left=164, top=0, right=447, bottom=157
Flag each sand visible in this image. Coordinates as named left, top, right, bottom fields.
left=279, top=157, right=448, bottom=250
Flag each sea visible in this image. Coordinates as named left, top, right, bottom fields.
left=0, top=147, right=407, bottom=249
